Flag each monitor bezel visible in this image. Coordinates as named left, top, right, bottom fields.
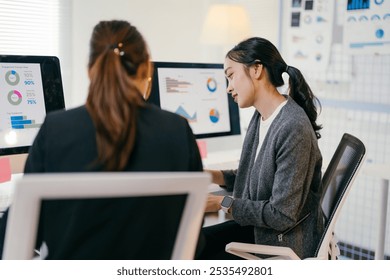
left=0, top=55, right=65, bottom=156
left=148, top=61, right=240, bottom=139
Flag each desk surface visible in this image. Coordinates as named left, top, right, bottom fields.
left=0, top=173, right=22, bottom=211
left=202, top=149, right=241, bottom=170
left=2, top=161, right=388, bottom=211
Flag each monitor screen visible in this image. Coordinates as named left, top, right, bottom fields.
left=0, top=55, right=65, bottom=156
left=148, top=62, right=240, bottom=139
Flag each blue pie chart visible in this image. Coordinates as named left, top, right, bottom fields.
left=209, top=109, right=220, bottom=123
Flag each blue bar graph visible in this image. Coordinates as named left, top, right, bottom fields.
left=10, top=116, right=26, bottom=121
left=347, top=0, right=370, bottom=10
left=11, top=125, right=25, bottom=129
left=11, top=120, right=33, bottom=125
left=10, top=116, right=40, bottom=129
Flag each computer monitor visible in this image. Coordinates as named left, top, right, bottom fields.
left=0, top=55, right=65, bottom=172
left=148, top=61, right=240, bottom=139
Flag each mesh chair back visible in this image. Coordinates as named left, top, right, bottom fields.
left=315, top=133, right=366, bottom=257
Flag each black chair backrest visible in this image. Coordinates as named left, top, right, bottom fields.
left=315, top=133, right=366, bottom=257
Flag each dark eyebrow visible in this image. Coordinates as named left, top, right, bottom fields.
left=224, top=67, right=232, bottom=75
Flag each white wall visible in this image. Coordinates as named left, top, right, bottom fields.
left=71, top=0, right=205, bottom=106
left=69, top=0, right=280, bottom=111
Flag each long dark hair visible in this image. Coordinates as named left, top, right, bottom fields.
left=86, top=20, right=150, bottom=170
left=226, top=37, right=322, bottom=139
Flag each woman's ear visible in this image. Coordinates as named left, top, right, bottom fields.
left=137, top=61, right=149, bottom=80
left=252, top=63, right=263, bottom=80
left=135, top=61, right=153, bottom=100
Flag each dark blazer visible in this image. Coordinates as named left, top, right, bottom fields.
left=0, top=104, right=203, bottom=259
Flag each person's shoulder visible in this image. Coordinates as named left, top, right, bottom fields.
left=142, top=103, right=172, bottom=115
left=46, top=105, right=85, bottom=116
left=282, top=98, right=310, bottom=124
left=276, top=98, right=314, bottom=137
left=45, top=105, right=88, bottom=124
left=284, top=97, right=303, bottom=113
left=142, top=103, right=187, bottom=123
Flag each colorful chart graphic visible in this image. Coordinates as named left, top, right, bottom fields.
left=10, top=115, right=41, bottom=129
left=5, top=70, right=20, bottom=86
left=209, top=108, right=220, bottom=123
left=7, top=90, right=22, bottom=105
left=347, top=0, right=370, bottom=10
left=376, top=29, right=384, bottom=39
left=344, top=0, right=390, bottom=54
left=165, top=77, right=191, bottom=93
left=206, top=77, right=217, bottom=93
left=175, top=105, right=197, bottom=122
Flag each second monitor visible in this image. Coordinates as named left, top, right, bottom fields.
left=148, top=61, right=240, bottom=139
left=0, top=55, right=65, bottom=173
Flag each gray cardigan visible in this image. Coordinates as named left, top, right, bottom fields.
left=223, top=97, right=324, bottom=258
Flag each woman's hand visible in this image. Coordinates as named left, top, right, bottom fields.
left=204, top=194, right=224, bottom=213
left=204, top=169, right=225, bottom=185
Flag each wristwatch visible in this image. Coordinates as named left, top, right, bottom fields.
left=221, top=196, right=234, bottom=214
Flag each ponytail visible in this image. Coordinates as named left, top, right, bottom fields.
left=87, top=50, right=144, bottom=171
left=86, top=20, right=149, bottom=171
left=286, top=66, right=322, bottom=139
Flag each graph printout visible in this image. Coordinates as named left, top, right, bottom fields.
left=344, top=0, right=390, bottom=54
left=283, top=0, right=335, bottom=71
left=0, top=62, right=46, bottom=149
left=157, top=67, right=231, bottom=135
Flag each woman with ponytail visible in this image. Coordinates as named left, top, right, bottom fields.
left=0, top=20, right=203, bottom=259
left=199, top=37, right=323, bottom=259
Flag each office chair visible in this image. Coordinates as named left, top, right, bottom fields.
left=2, top=172, right=210, bottom=260
left=225, top=133, right=366, bottom=260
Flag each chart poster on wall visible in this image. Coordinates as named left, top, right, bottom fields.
left=0, top=62, right=46, bottom=149
left=343, top=0, right=390, bottom=54
left=283, top=0, right=334, bottom=71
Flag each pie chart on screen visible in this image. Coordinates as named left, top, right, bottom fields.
left=5, top=70, right=20, bottom=86
left=209, top=108, right=220, bottom=123
left=7, top=90, right=23, bottom=105
left=206, top=77, right=217, bottom=93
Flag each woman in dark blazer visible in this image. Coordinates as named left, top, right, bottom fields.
left=0, top=20, right=203, bottom=259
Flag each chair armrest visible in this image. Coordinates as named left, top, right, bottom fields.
left=225, top=242, right=301, bottom=260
